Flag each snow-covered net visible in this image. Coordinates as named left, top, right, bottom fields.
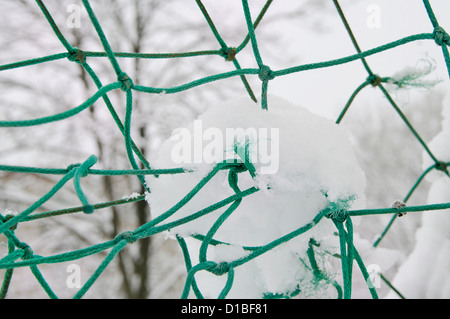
left=0, top=0, right=449, bottom=299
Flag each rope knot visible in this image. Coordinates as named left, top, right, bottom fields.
left=71, top=155, right=97, bottom=178
left=433, top=26, right=450, bottom=47
left=67, top=163, right=81, bottom=172
left=76, top=165, right=90, bottom=178
left=118, top=72, right=134, bottom=91
left=82, top=205, right=94, bottom=214
left=367, top=74, right=382, bottom=87
left=220, top=47, right=237, bottom=61
left=209, top=262, right=230, bottom=276
left=435, top=161, right=448, bottom=173
left=67, top=48, right=86, bottom=64
left=72, top=155, right=97, bottom=214
left=326, top=209, right=349, bottom=223
left=115, top=231, right=138, bottom=244
left=392, top=200, right=407, bottom=217
left=17, top=242, right=33, bottom=260
left=4, top=212, right=17, bottom=231
left=259, top=65, right=275, bottom=81
left=67, top=163, right=90, bottom=177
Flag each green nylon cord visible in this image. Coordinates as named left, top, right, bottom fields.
left=181, top=261, right=212, bottom=299
left=332, top=0, right=373, bottom=75
left=73, top=155, right=98, bottom=214
left=81, top=62, right=152, bottom=171
left=0, top=82, right=121, bottom=127
left=218, top=267, right=235, bottom=299
left=336, top=80, right=372, bottom=124
left=306, top=240, right=343, bottom=299
left=0, top=53, right=69, bottom=72
left=81, top=0, right=123, bottom=76
left=350, top=201, right=450, bottom=217
left=236, top=0, right=273, bottom=54
left=378, top=83, right=440, bottom=164
left=241, top=0, right=263, bottom=69
left=0, top=214, right=57, bottom=299
left=177, top=236, right=203, bottom=298
left=352, top=245, right=379, bottom=299
left=195, top=0, right=227, bottom=48
left=123, top=88, right=149, bottom=191
left=332, top=0, right=448, bottom=254
left=194, top=0, right=258, bottom=102
left=0, top=240, right=116, bottom=270
left=199, top=168, right=243, bottom=264
left=23, top=195, right=146, bottom=222
left=0, top=171, right=75, bottom=234
left=380, top=273, right=406, bottom=299
left=0, top=175, right=258, bottom=271
left=35, top=0, right=74, bottom=53
left=0, top=35, right=438, bottom=100
left=135, top=186, right=259, bottom=240
left=135, top=165, right=221, bottom=232
left=73, top=239, right=128, bottom=299
left=182, top=261, right=235, bottom=299
left=228, top=209, right=326, bottom=270
left=1, top=0, right=449, bottom=299
left=0, top=242, right=15, bottom=299
left=334, top=0, right=440, bottom=165
left=0, top=165, right=188, bottom=177
left=241, top=0, right=273, bottom=110
left=11, top=0, right=152, bottom=177
left=423, top=0, right=450, bottom=77
left=333, top=220, right=352, bottom=299
left=0, top=249, right=23, bottom=264
left=30, top=264, right=58, bottom=299
left=372, top=163, right=448, bottom=248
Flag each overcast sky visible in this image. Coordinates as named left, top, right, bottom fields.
left=263, top=0, right=450, bottom=119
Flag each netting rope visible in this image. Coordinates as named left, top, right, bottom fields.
left=0, top=0, right=449, bottom=299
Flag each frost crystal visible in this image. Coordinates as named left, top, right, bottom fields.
left=121, top=192, right=141, bottom=200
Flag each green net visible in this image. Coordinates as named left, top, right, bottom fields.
left=0, top=0, right=449, bottom=299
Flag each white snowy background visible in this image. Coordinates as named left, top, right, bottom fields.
left=0, top=0, right=449, bottom=298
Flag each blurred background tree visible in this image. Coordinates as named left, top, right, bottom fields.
left=0, top=0, right=330, bottom=298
